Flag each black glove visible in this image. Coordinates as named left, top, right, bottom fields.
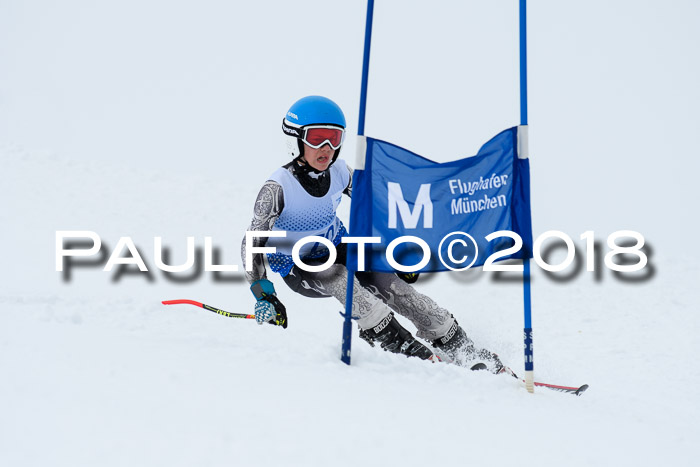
left=263, top=295, right=288, bottom=329
left=396, top=272, right=419, bottom=284
left=251, top=279, right=288, bottom=329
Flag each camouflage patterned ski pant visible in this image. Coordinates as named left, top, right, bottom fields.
left=282, top=261, right=454, bottom=341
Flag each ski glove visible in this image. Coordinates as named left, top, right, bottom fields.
left=251, top=279, right=288, bottom=329
left=396, top=272, right=419, bottom=284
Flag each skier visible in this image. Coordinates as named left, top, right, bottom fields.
left=241, top=95, right=504, bottom=372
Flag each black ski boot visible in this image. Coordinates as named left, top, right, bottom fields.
left=432, top=319, right=504, bottom=374
left=359, top=313, right=436, bottom=361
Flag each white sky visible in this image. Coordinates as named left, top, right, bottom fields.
left=1, top=0, right=699, bottom=259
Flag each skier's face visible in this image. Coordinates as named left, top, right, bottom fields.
left=303, top=143, right=335, bottom=171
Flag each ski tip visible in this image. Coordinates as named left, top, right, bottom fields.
left=470, top=362, right=488, bottom=371
left=575, top=384, right=589, bottom=396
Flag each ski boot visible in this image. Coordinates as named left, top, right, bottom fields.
left=432, top=319, right=504, bottom=374
left=359, top=312, right=436, bottom=361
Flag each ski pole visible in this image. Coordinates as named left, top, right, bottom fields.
left=162, top=299, right=255, bottom=320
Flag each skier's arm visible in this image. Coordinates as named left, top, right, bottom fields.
left=240, top=180, right=284, bottom=285
left=241, top=180, right=288, bottom=328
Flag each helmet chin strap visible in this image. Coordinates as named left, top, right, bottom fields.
left=288, top=155, right=333, bottom=197
left=295, top=140, right=342, bottom=175
left=294, top=156, right=323, bottom=176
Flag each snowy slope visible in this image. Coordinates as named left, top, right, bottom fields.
left=2, top=147, right=698, bottom=467
left=2, top=1, right=700, bottom=466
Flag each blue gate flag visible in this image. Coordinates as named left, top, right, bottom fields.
left=348, top=126, right=533, bottom=273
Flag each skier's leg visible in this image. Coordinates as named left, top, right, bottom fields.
left=283, top=264, right=435, bottom=360
left=354, top=271, right=453, bottom=340
left=283, top=264, right=386, bottom=328
left=431, top=320, right=504, bottom=373
left=355, top=272, right=504, bottom=373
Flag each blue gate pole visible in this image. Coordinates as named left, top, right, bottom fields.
left=520, top=0, right=534, bottom=393
left=341, top=0, right=375, bottom=365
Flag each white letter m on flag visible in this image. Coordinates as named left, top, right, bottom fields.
left=387, top=182, right=433, bottom=229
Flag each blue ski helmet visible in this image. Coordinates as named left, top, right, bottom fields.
left=282, top=95, right=346, bottom=160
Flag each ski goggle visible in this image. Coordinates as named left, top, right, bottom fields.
left=301, top=125, right=345, bottom=150
left=282, top=120, right=345, bottom=150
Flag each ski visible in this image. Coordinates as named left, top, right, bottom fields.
left=533, top=381, right=589, bottom=396
left=502, top=366, right=589, bottom=396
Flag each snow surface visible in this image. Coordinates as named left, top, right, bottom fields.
left=1, top=1, right=699, bottom=466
